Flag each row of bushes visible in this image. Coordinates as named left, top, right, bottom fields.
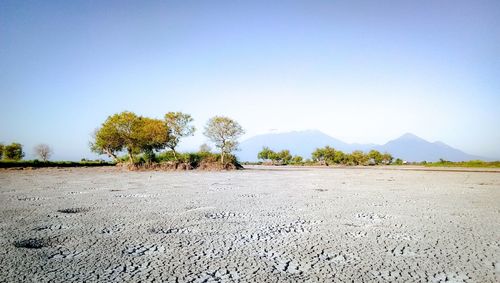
left=423, top=159, right=500, bottom=168
left=115, top=150, right=242, bottom=170
left=257, top=146, right=394, bottom=166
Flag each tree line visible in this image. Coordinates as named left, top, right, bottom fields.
left=257, top=146, right=394, bottom=166
left=91, top=111, right=244, bottom=165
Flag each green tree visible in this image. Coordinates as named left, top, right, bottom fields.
left=312, top=147, right=326, bottom=164
left=268, top=151, right=279, bottom=164
left=312, top=146, right=336, bottom=165
left=351, top=150, right=368, bottom=165
left=381, top=152, right=393, bottom=164
left=0, top=144, right=4, bottom=160
left=91, top=111, right=166, bottom=163
left=278, top=149, right=292, bottom=164
left=258, top=147, right=274, bottom=163
left=164, top=112, right=195, bottom=160
left=4, top=143, right=24, bottom=161
left=203, top=116, right=244, bottom=164
left=343, top=153, right=355, bottom=166
left=333, top=150, right=345, bottom=164
left=138, top=117, right=169, bottom=163
left=395, top=158, right=403, bottom=165
left=291, top=155, right=303, bottom=164
left=368, top=150, right=383, bottom=165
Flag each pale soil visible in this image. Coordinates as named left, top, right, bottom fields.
left=0, top=166, right=499, bottom=282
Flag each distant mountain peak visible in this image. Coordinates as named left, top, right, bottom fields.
left=398, top=132, right=423, bottom=140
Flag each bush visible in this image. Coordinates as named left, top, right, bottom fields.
left=4, top=143, right=24, bottom=161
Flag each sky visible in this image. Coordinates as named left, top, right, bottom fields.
left=1, top=0, right=499, bottom=160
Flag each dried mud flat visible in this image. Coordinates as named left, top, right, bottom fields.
left=0, top=166, right=499, bottom=282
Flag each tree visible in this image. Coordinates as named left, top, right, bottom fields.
left=368, top=150, right=383, bottom=165
left=312, top=147, right=326, bottom=164
left=351, top=150, right=368, bottom=165
left=395, top=158, right=403, bottom=165
left=199, top=143, right=212, bottom=153
left=291, top=155, right=303, bottom=164
left=268, top=151, right=279, bottom=164
left=258, top=147, right=274, bottom=163
left=164, top=112, right=195, bottom=160
left=138, top=117, right=169, bottom=163
left=4, top=143, right=24, bottom=161
left=91, top=111, right=166, bottom=163
left=333, top=150, right=345, bottom=164
left=0, top=144, right=4, bottom=160
left=278, top=150, right=292, bottom=165
left=34, top=144, right=52, bottom=161
left=381, top=152, right=393, bottom=165
left=312, top=146, right=336, bottom=165
left=203, top=116, right=244, bottom=164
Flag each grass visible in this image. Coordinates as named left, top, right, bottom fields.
left=424, top=160, right=500, bottom=168
left=0, top=160, right=114, bottom=168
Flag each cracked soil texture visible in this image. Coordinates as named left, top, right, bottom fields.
left=0, top=166, right=499, bottom=282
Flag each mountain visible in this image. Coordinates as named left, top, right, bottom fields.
left=236, top=130, right=486, bottom=162
left=374, top=133, right=484, bottom=162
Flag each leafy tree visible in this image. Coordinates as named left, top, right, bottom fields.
left=258, top=147, right=274, bottom=163
left=92, top=112, right=139, bottom=162
left=333, top=150, right=345, bottom=164
left=368, top=150, right=383, bottom=165
left=351, top=150, right=368, bottom=165
left=343, top=153, right=355, bottom=166
left=268, top=151, right=280, bottom=164
left=395, top=158, right=403, bottom=165
left=278, top=149, right=292, bottom=164
left=312, top=147, right=326, bottom=164
left=34, top=144, right=52, bottom=161
left=291, top=155, right=303, bottom=164
left=381, top=152, right=393, bottom=165
left=0, top=144, right=4, bottom=160
left=138, top=117, right=169, bottom=163
left=92, top=111, right=167, bottom=163
left=203, top=116, right=244, bottom=164
left=4, top=143, right=24, bottom=161
left=312, top=146, right=336, bottom=165
left=164, top=112, right=195, bottom=160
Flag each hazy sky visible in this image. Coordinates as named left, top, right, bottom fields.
left=1, top=0, right=499, bottom=160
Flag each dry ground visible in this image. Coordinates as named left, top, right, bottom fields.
left=0, top=166, right=499, bottom=282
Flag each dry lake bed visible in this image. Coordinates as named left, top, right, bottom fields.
left=0, top=166, right=499, bottom=282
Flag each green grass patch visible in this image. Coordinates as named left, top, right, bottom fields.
left=424, top=160, right=500, bottom=168
left=0, top=160, right=115, bottom=168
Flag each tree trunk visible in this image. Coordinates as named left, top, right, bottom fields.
left=221, top=151, right=225, bottom=165
left=127, top=149, right=134, bottom=164
left=104, top=149, right=119, bottom=163
left=172, top=149, right=177, bottom=161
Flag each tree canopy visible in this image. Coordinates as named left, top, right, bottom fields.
left=4, top=143, right=24, bottom=161
left=164, top=112, right=195, bottom=160
left=92, top=111, right=168, bottom=163
left=203, top=116, right=244, bottom=164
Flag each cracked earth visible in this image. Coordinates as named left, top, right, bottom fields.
left=0, top=166, right=499, bottom=282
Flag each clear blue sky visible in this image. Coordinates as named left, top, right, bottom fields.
left=1, top=0, right=499, bottom=160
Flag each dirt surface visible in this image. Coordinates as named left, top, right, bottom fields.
left=0, top=166, right=499, bottom=282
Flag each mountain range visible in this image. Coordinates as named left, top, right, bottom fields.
left=236, top=130, right=486, bottom=162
